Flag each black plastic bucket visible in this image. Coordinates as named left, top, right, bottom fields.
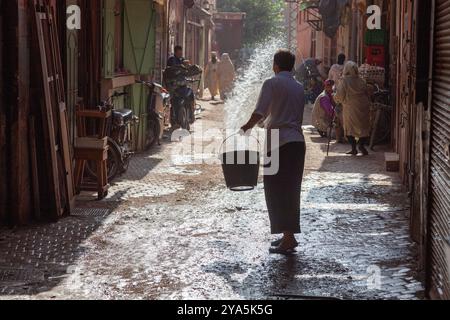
left=219, top=135, right=260, bottom=191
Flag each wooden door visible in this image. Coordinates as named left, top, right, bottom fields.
left=123, top=0, right=156, bottom=151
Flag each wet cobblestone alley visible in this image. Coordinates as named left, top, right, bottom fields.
left=0, top=100, right=425, bottom=300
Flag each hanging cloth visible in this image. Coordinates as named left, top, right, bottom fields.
left=319, top=0, right=349, bottom=38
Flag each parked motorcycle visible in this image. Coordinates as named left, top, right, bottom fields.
left=136, top=80, right=171, bottom=150
left=86, top=91, right=138, bottom=181
left=163, top=64, right=203, bottom=131
left=304, top=76, right=324, bottom=104
left=295, top=61, right=324, bottom=104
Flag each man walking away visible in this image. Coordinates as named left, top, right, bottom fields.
left=329, top=53, right=346, bottom=82
left=204, top=52, right=220, bottom=100
left=241, top=50, right=306, bottom=255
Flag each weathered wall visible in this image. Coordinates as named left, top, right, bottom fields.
left=213, top=13, right=244, bottom=61
left=2, top=0, right=32, bottom=225
left=296, top=16, right=313, bottom=62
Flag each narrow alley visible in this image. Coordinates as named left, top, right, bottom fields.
left=1, top=0, right=448, bottom=303
left=0, top=99, right=424, bottom=300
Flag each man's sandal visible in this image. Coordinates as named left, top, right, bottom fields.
left=269, top=247, right=297, bottom=256
left=270, top=239, right=299, bottom=248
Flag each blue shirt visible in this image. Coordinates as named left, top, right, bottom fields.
left=254, top=71, right=306, bottom=147
left=167, top=55, right=185, bottom=67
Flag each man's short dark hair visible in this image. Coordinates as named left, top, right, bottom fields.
left=174, top=45, right=183, bottom=52
left=274, top=49, right=296, bottom=72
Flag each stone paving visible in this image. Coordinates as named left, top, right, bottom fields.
left=0, top=101, right=425, bottom=300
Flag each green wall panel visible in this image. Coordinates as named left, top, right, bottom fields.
left=123, top=0, right=156, bottom=76
left=129, top=84, right=149, bottom=151
left=103, top=0, right=116, bottom=78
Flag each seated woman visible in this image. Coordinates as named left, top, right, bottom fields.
left=312, top=80, right=337, bottom=137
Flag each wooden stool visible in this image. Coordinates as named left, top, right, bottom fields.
left=74, top=108, right=111, bottom=200
left=74, top=144, right=109, bottom=200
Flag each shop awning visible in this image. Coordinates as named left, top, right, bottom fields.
left=299, top=0, right=320, bottom=11
left=190, top=4, right=215, bottom=27
left=299, top=0, right=322, bottom=32
left=191, top=5, right=212, bottom=19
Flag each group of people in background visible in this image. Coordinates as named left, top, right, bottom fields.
left=204, top=52, right=236, bottom=101
left=310, top=54, right=372, bottom=156
left=167, top=46, right=236, bottom=102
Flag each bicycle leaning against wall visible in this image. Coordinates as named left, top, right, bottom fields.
left=86, top=92, right=139, bottom=181
left=368, top=83, right=392, bottom=150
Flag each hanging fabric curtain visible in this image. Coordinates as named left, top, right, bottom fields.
left=319, top=0, right=349, bottom=38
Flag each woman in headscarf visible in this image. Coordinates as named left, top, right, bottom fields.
left=312, top=80, right=337, bottom=137
left=335, top=61, right=371, bottom=156
left=218, top=53, right=236, bottom=100
left=328, top=53, right=346, bottom=143
left=205, top=52, right=220, bottom=100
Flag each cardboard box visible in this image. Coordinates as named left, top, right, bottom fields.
left=385, top=152, right=400, bottom=172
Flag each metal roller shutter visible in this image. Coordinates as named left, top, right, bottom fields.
left=429, top=0, right=450, bottom=300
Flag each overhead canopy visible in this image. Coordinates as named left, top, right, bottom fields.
left=319, top=0, right=350, bottom=38
left=191, top=4, right=212, bottom=19
left=190, top=4, right=215, bottom=27
left=299, top=0, right=320, bottom=11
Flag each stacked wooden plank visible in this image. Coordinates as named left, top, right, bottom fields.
left=28, top=0, right=74, bottom=221
left=1, top=0, right=75, bottom=226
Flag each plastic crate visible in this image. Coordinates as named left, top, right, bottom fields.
left=364, top=30, right=387, bottom=46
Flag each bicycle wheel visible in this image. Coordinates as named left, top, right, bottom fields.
left=374, top=111, right=391, bottom=145
left=85, top=139, right=122, bottom=182
left=145, top=118, right=161, bottom=150
left=370, top=106, right=391, bottom=149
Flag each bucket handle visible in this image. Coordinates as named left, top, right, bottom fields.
left=219, top=132, right=261, bottom=154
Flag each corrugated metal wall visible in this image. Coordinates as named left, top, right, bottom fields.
left=429, top=0, right=450, bottom=300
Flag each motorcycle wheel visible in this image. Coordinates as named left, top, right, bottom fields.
left=189, top=101, right=196, bottom=124
left=178, top=106, right=190, bottom=131
left=145, top=118, right=161, bottom=150
left=85, top=138, right=122, bottom=182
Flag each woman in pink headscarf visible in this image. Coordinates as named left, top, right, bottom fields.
left=312, top=80, right=337, bottom=137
